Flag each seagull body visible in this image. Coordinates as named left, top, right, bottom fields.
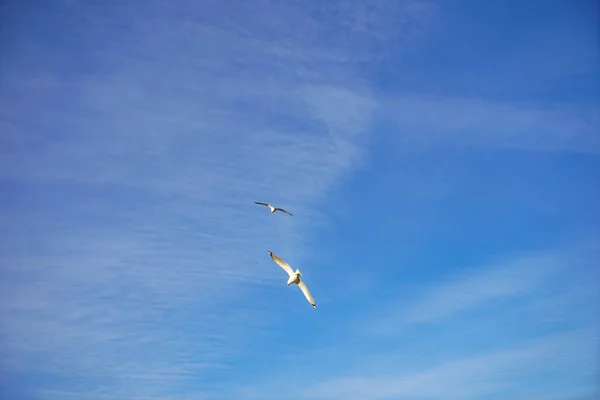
left=268, top=251, right=316, bottom=308
left=254, top=202, right=293, bottom=216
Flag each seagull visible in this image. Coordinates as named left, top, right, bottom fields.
left=254, top=202, right=293, bottom=216
left=268, top=251, right=316, bottom=308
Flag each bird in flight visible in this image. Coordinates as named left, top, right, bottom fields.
left=254, top=202, right=293, bottom=216
left=268, top=251, right=316, bottom=308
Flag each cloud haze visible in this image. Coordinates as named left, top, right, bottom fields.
left=1, top=0, right=598, bottom=399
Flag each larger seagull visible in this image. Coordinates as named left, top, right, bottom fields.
left=268, top=251, right=316, bottom=308
left=254, top=202, right=293, bottom=216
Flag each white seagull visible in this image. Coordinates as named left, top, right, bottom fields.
left=254, top=202, right=293, bottom=216
left=268, top=251, right=316, bottom=308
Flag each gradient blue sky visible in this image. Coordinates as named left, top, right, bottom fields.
left=1, top=1, right=599, bottom=399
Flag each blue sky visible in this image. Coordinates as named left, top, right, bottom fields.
left=0, top=0, right=599, bottom=399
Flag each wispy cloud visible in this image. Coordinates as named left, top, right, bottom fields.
left=365, top=243, right=599, bottom=334
left=0, top=0, right=436, bottom=398
left=396, top=251, right=562, bottom=325
left=233, top=328, right=599, bottom=400
left=300, top=328, right=599, bottom=400
left=383, top=95, right=600, bottom=154
left=234, top=244, right=600, bottom=400
left=1, top=1, right=598, bottom=399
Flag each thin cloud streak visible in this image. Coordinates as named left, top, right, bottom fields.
left=233, top=244, right=600, bottom=399
left=1, top=1, right=598, bottom=399
left=363, top=249, right=565, bottom=336
left=385, top=95, right=600, bottom=154
left=0, top=1, right=434, bottom=398
left=303, top=328, right=598, bottom=400
left=400, top=251, right=563, bottom=324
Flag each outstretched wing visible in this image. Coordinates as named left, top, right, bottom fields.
left=268, top=251, right=294, bottom=278
left=275, top=208, right=293, bottom=216
left=297, top=281, right=316, bottom=308
left=254, top=201, right=270, bottom=207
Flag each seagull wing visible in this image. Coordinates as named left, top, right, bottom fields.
left=254, top=201, right=270, bottom=207
left=275, top=208, right=293, bottom=216
left=268, top=251, right=295, bottom=278
left=297, top=281, right=317, bottom=308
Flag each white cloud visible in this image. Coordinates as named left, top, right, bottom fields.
left=362, top=250, right=562, bottom=336
left=384, top=95, right=600, bottom=154
left=236, top=328, right=599, bottom=400
left=362, top=241, right=600, bottom=338
left=232, top=243, right=600, bottom=399
left=400, top=251, right=562, bottom=324
left=0, top=1, right=435, bottom=398
left=1, top=1, right=598, bottom=398
left=304, top=328, right=599, bottom=400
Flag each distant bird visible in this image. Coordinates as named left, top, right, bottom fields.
left=268, top=251, right=316, bottom=308
left=254, top=202, right=293, bottom=216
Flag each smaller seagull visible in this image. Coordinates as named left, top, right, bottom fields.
left=254, top=202, right=293, bottom=216
left=269, top=251, right=316, bottom=308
